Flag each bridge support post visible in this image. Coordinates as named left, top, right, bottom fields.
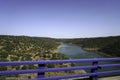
left=90, top=60, right=98, bottom=80
left=38, top=60, right=45, bottom=78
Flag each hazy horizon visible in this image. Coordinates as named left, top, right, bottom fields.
left=0, top=34, right=120, bottom=39
left=0, top=0, right=120, bottom=38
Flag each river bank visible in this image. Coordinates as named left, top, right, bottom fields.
left=53, top=45, right=61, bottom=53
left=57, top=44, right=120, bottom=80
left=83, top=48, right=113, bottom=57
left=47, top=44, right=87, bottom=77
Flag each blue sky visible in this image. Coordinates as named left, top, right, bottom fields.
left=0, top=0, right=120, bottom=38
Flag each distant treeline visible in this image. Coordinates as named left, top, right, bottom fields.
left=60, top=36, right=120, bottom=57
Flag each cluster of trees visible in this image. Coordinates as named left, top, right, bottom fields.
left=0, top=35, right=69, bottom=79
left=0, top=35, right=60, bottom=61
left=98, top=41, right=120, bottom=57
left=61, top=36, right=120, bottom=57
left=0, top=35, right=86, bottom=79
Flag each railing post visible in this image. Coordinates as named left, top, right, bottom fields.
left=90, top=59, right=98, bottom=80
left=38, top=60, right=45, bottom=78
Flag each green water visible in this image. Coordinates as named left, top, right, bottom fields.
left=59, top=44, right=120, bottom=72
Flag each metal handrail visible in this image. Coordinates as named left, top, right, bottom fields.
left=0, top=58, right=120, bottom=80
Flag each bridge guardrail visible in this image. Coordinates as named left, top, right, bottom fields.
left=0, top=58, right=120, bottom=80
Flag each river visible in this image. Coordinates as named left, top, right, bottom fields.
left=59, top=44, right=120, bottom=72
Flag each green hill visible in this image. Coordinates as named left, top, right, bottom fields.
left=61, top=36, right=120, bottom=57
left=0, top=35, right=62, bottom=61
left=98, top=41, right=120, bottom=57
left=0, top=35, right=86, bottom=79
left=0, top=35, right=70, bottom=78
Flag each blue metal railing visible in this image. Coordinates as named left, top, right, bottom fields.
left=0, top=58, right=120, bottom=80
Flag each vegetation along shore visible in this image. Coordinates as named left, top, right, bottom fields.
left=0, top=35, right=85, bottom=79
left=61, top=36, right=120, bottom=57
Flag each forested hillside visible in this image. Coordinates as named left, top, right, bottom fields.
left=0, top=35, right=85, bottom=79
left=0, top=35, right=69, bottom=79
left=98, top=41, right=120, bottom=57
left=0, top=35, right=62, bottom=61
left=61, top=36, right=120, bottom=57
